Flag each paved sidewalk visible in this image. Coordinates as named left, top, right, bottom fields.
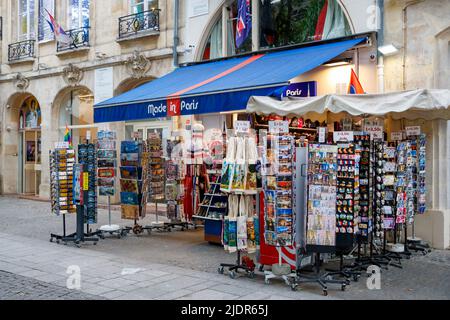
left=0, top=270, right=102, bottom=300
left=0, top=232, right=328, bottom=300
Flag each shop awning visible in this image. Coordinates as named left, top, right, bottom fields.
left=246, top=89, right=450, bottom=120
left=94, top=37, right=367, bottom=123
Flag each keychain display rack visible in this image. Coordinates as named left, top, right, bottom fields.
left=78, top=143, right=98, bottom=225
left=50, top=147, right=77, bottom=244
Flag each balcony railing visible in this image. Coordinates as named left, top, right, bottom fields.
left=57, top=26, right=90, bottom=52
left=8, top=40, right=35, bottom=62
left=118, top=9, right=160, bottom=39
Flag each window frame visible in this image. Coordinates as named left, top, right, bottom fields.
left=67, top=0, right=90, bottom=30
left=130, top=0, right=158, bottom=14
left=18, top=0, right=36, bottom=41
left=38, top=0, right=55, bottom=43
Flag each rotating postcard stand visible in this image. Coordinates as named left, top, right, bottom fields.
left=50, top=146, right=78, bottom=244
left=291, top=144, right=348, bottom=296
left=218, top=128, right=258, bottom=279
left=257, top=125, right=297, bottom=285
left=96, top=130, right=122, bottom=238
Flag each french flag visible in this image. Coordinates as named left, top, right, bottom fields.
left=45, top=9, right=72, bottom=45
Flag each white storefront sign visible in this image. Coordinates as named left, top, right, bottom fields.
left=269, top=121, right=289, bottom=134
left=94, top=67, right=114, bottom=104
left=234, top=121, right=250, bottom=133
left=189, top=0, right=209, bottom=17
left=406, top=126, right=421, bottom=137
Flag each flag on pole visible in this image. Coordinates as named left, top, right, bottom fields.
left=348, top=69, right=365, bottom=94
left=64, top=125, right=73, bottom=148
left=236, top=0, right=252, bottom=48
left=45, top=9, right=72, bottom=45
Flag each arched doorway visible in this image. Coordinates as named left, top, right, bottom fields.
left=5, top=94, right=42, bottom=195
left=54, top=86, right=96, bottom=146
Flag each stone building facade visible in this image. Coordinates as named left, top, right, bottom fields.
left=0, top=0, right=184, bottom=199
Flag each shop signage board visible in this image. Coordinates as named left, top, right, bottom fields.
left=234, top=121, right=250, bottom=133
left=55, top=142, right=69, bottom=149
left=269, top=121, right=289, bottom=134
left=333, top=131, right=354, bottom=143
left=406, top=126, right=421, bottom=137
left=391, top=132, right=404, bottom=141
left=281, top=81, right=318, bottom=98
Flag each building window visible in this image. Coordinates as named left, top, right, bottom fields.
left=260, top=0, right=352, bottom=48
left=202, top=0, right=252, bottom=61
left=38, top=0, right=54, bottom=41
left=130, top=0, right=158, bottom=14
left=68, top=0, right=90, bottom=30
left=18, top=0, right=36, bottom=41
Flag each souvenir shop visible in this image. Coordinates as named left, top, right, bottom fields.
left=48, top=33, right=450, bottom=294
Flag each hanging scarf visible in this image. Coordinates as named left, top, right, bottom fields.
left=226, top=194, right=239, bottom=253
left=245, top=136, right=258, bottom=194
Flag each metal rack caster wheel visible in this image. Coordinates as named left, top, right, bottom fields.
left=93, top=242, right=97, bottom=246
left=218, top=267, right=224, bottom=275
left=147, top=229, right=152, bottom=235
left=291, top=283, right=297, bottom=292
left=258, top=265, right=264, bottom=272
left=248, top=272, right=255, bottom=279
left=229, top=271, right=236, bottom=279
left=323, top=290, right=328, bottom=296
left=341, top=284, right=346, bottom=291
left=117, top=234, right=121, bottom=239
left=50, top=238, right=53, bottom=243
left=265, top=279, right=270, bottom=285
left=353, top=274, right=359, bottom=282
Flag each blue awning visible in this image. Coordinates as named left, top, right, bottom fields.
left=94, top=37, right=366, bottom=123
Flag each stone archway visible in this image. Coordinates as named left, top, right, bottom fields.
left=51, top=85, right=95, bottom=147
left=114, top=76, right=155, bottom=96
left=3, top=92, right=42, bottom=195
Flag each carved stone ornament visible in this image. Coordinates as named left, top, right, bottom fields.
left=125, top=50, right=151, bottom=79
left=15, top=73, right=30, bottom=91
left=62, top=63, right=84, bottom=86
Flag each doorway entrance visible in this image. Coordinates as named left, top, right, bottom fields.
left=126, top=120, right=172, bottom=157
left=18, top=96, right=42, bottom=195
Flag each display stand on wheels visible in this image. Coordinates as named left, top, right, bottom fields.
left=96, top=130, right=123, bottom=239
left=219, top=127, right=258, bottom=279
left=291, top=144, right=348, bottom=295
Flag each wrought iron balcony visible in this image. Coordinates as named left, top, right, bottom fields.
left=8, top=40, right=35, bottom=62
left=118, top=9, right=160, bottom=39
left=57, top=26, right=90, bottom=52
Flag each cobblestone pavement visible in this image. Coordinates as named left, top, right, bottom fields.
left=0, top=270, right=102, bottom=300
left=0, top=196, right=449, bottom=300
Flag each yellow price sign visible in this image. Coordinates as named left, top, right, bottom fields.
left=83, top=172, right=89, bottom=191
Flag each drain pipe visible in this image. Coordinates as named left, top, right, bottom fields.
left=173, top=0, right=180, bottom=68
left=377, top=0, right=385, bottom=93
left=402, top=0, right=424, bottom=90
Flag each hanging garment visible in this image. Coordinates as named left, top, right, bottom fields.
left=237, top=195, right=248, bottom=251
left=183, top=168, right=194, bottom=222
left=231, top=137, right=246, bottom=192
left=221, top=136, right=236, bottom=193
left=227, top=194, right=239, bottom=253
left=245, top=137, right=258, bottom=194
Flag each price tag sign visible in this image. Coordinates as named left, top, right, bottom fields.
left=333, top=131, right=354, bottom=143
left=318, top=127, right=327, bottom=143
left=234, top=121, right=250, bottom=133
left=365, top=125, right=384, bottom=140
left=55, top=141, right=70, bottom=149
left=269, top=121, right=289, bottom=134
left=391, top=132, right=404, bottom=141
left=406, top=126, right=421, bottom=137
left=83, top=172, right=89, bottom=191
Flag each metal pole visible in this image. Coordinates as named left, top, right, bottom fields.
left=108, top=196, right=111, bottom=226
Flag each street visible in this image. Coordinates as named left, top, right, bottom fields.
left=0, top=196, right=449, bottom=300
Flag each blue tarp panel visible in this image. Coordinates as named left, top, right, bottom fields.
left=94, top=37, right=365, bottom=123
